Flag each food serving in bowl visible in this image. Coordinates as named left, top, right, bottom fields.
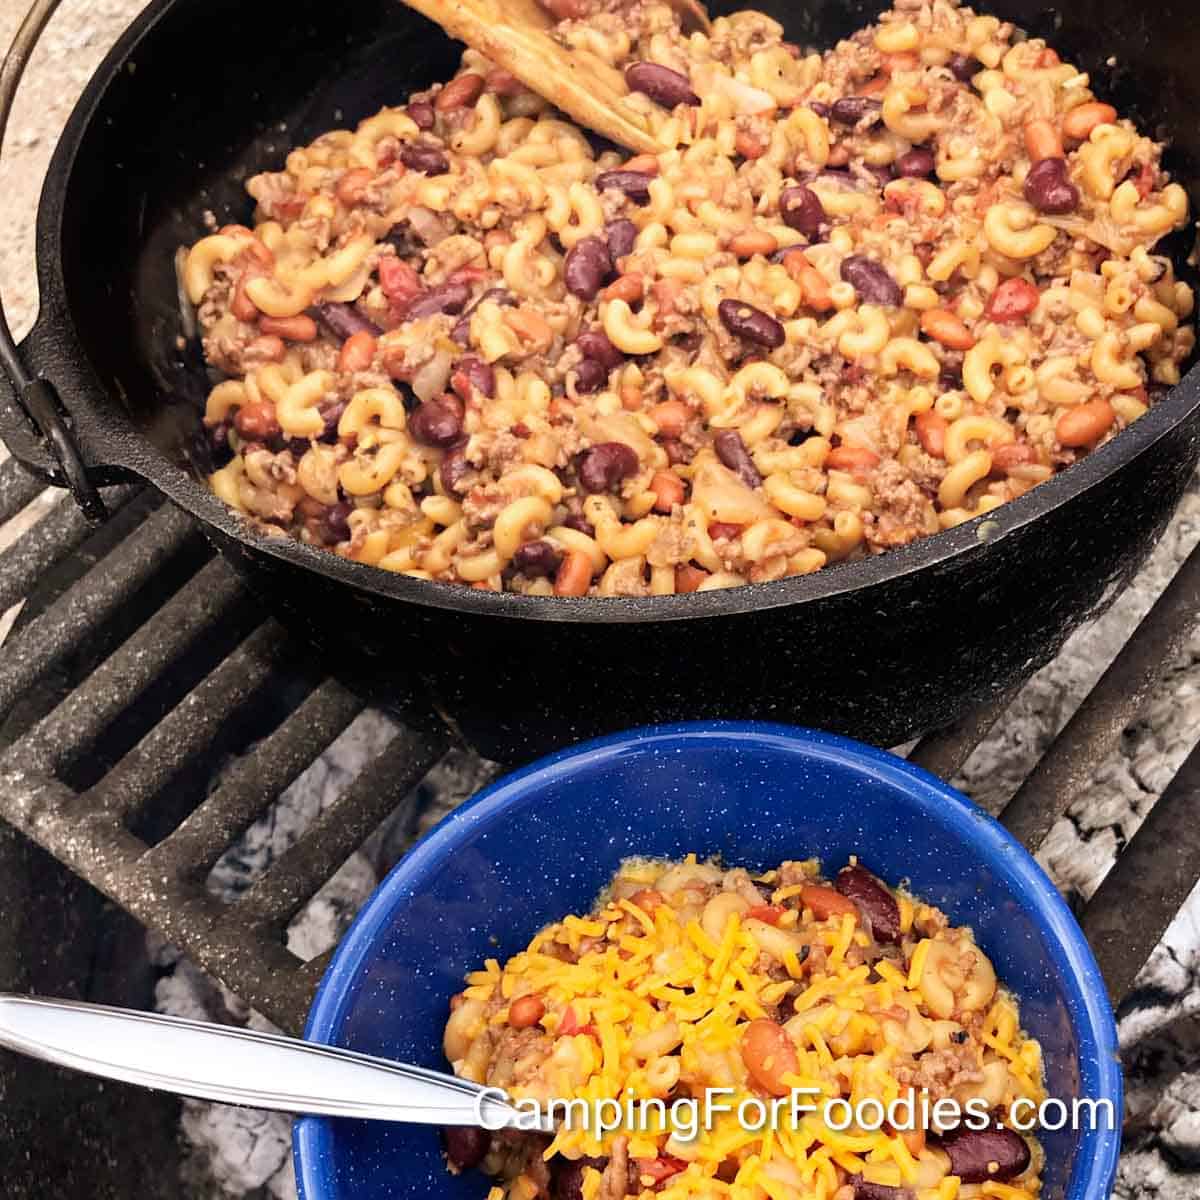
left=184, top=0, right=1193, bottom=597
left=441, top=854, right=1045, bottom=1200
left=293, top=724, right=1121, bottom=1200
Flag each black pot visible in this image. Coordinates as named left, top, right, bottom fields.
left=2, top=0, right=1198, bottom=763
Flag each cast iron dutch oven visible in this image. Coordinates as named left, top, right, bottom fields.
left=1, top=0, right=1198, bottom=763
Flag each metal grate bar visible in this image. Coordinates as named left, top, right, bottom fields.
left=1081, top=738, right=1200, bottom=1004
left=234, top=725, right=449, bottom=928
left=0, top=505, right=200, bottom=719
left=999, top=540, right=1200, bottom=851
left=92, top=621, right=293, bottom=824
left=0, top=455, right=46, bottom=523
left=143, top=679, right=366, bottom=879
left=907, top=687, right=1018, bottom=787
left=12, top=559, right=250, bottom=775
left=0, top=485, right=138, bottom=613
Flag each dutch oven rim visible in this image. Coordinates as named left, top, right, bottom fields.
left=19, top=0, right=1200, bottom=626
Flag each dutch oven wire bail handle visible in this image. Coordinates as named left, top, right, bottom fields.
left=0, top=0, right=106, bottom=521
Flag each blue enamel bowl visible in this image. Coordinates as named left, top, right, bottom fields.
left=295, top=722, right=1122, bottom=1200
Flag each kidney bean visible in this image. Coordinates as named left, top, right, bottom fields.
left=563, top=512, right=595, bottom=537
left=322, top=500, right=353, bottom=543
left=578, top=442, right=639, bottom=493
left=853, top=1182, right=914, bottom=1200
left=452, top=356, right=495, bottom=399
left=440, top=439, right=472, bottom=493
left=207, top=417, right=233, bottom=454
left=575, top=328, right=625, bottom=369
left=740, top=1019, right=799, bottom=1096
left=836, top=865, right=901, bottom=943
left=551, top=1156, right=605, bottom=1200
left=406, top=99, right=435, bottom=130
left=398, top=143, right=450, bottom=175
left=404, top=281, right=473, bottom=321
left=594, top=170, right=653, bottom=203
left=1056, top=398, right=1115, bottom=447
left=938, top=364, right=963, bottom=391
left=718, top=298, right=785, bottom=349
left=830, top=96, right=882, bottom=125
left=314, top=301, right=380, bottom=341
left=985, top=277, right=1039, bottom=323
left=234, top=401, right=280, bottom=441
left=436, top=73, right=485, bottom=112
left=512, top=540, right=562, bottom=578
left=713, top=429, right=762, bottom=488
left=1023, top=156, right=1080, bottom=214
left=939, top=1125, right=1031, bottom=1183
left=625, top=61, right=699, bottom=107
left=605, top=218, right=639, bottom=261
left=443, top=1126, right=488, bottom=1171
left=409, top=399, right=464, bottom=447
left=779, top=184, right=825, bottom=238
left=564, top=236, right=614, bottom=300
left=574, top=358, right=608, bottom=393
left=318, top=399, right=347, bottom=444
left=947, top=52, right=982, bottom=82
left=895, top=146, right=935, bottom=178
left=840, top=255, right=902, bottom=306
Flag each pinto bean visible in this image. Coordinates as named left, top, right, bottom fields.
left=512, top=540, right=562, bottom=578
left=730, top=230, right=779, bottom=258
left=651, top=399, right=690, bottom=438
left=575, top=328, right=625, bottom=369
left=915, top=410, right=948, bottom=458
left=231, top=278, right=260, bottom=323
left=779, top=185, right=825, bottom=238
left=436, top=73, right=485, bottom=111
left=443, top=1126, right=488, bottom=1171
left=939, top=1125, right=1031, bottom=1183
left=895, top=147, right=935, bottom=178
left=840, top=255, right=902, bottom=306
left=564, top=236, right=614, bottom=300
left=740, top=1019, right=799, bottom=1096
left=674, top=564, right=708, bottom=592
left=579, top=442, right=638, bottom=492
left=1056, top=398, right=1115, bottom=447
left=625, top=61, right=699, bottom=107
left=509, top=995, right=546, bottom=1028
left=717, top=298, right=785, bottom=348
left=603, top=273, right=644, bottom=303
left=1062, top=101, right=1117, bottom=141
left=409, top=399, right=464, bottom=447
left=554, top=550, right=594, bottom=596
left=1023, top=156, right=1080, bottom=214
left=650, top=470, right=686, bottom=511
left=985, top=277, right=1039, bottom=323
left=836, top=864, right=901, bottom=943
left=594, top=170, right=653, bottom=203
left=920, top=307, right=975, bottom=350
left=714, top=429, right=762, bottom=488
left=259, top=314, right=318, bottom=342
left=605, top=218, right=639, bottom=261
left=830, top=96, right=882, bottom=125
left=825, top=445, right=879, bottom=472
left=338, top=330, right=378, bottom=373
left=404, top=281, right=473, bottom=320
left=800, top=885, right=857, bottom=921
left=1023, top=118, right=1064, bottom=162
left=398, top=143, right=450, bottom=175
left=991, top=442, right=1037, bottom=469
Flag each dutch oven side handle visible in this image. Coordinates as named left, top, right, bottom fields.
left=0, top=0, right=106, bottom=522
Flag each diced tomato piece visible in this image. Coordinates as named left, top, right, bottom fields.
left=379, top=257, right=423, bottom=308
left=636, top=1156, right=688, bottom=1186
left=747, top=904, right=786, bottom=926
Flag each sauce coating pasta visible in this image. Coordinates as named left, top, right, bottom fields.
left=183, top=0, right=1194, bottom=596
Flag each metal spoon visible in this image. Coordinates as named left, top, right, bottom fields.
left=0, top=993, right=551, bottom=1131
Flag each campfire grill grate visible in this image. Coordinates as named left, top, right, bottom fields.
left=0, top=452, right=1197, bottom=1032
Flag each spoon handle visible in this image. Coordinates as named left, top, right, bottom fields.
left=0, top=994, right=542, bottom=1129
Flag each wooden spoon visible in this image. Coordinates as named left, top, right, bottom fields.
left=402, top=0, right=711, bottom=154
